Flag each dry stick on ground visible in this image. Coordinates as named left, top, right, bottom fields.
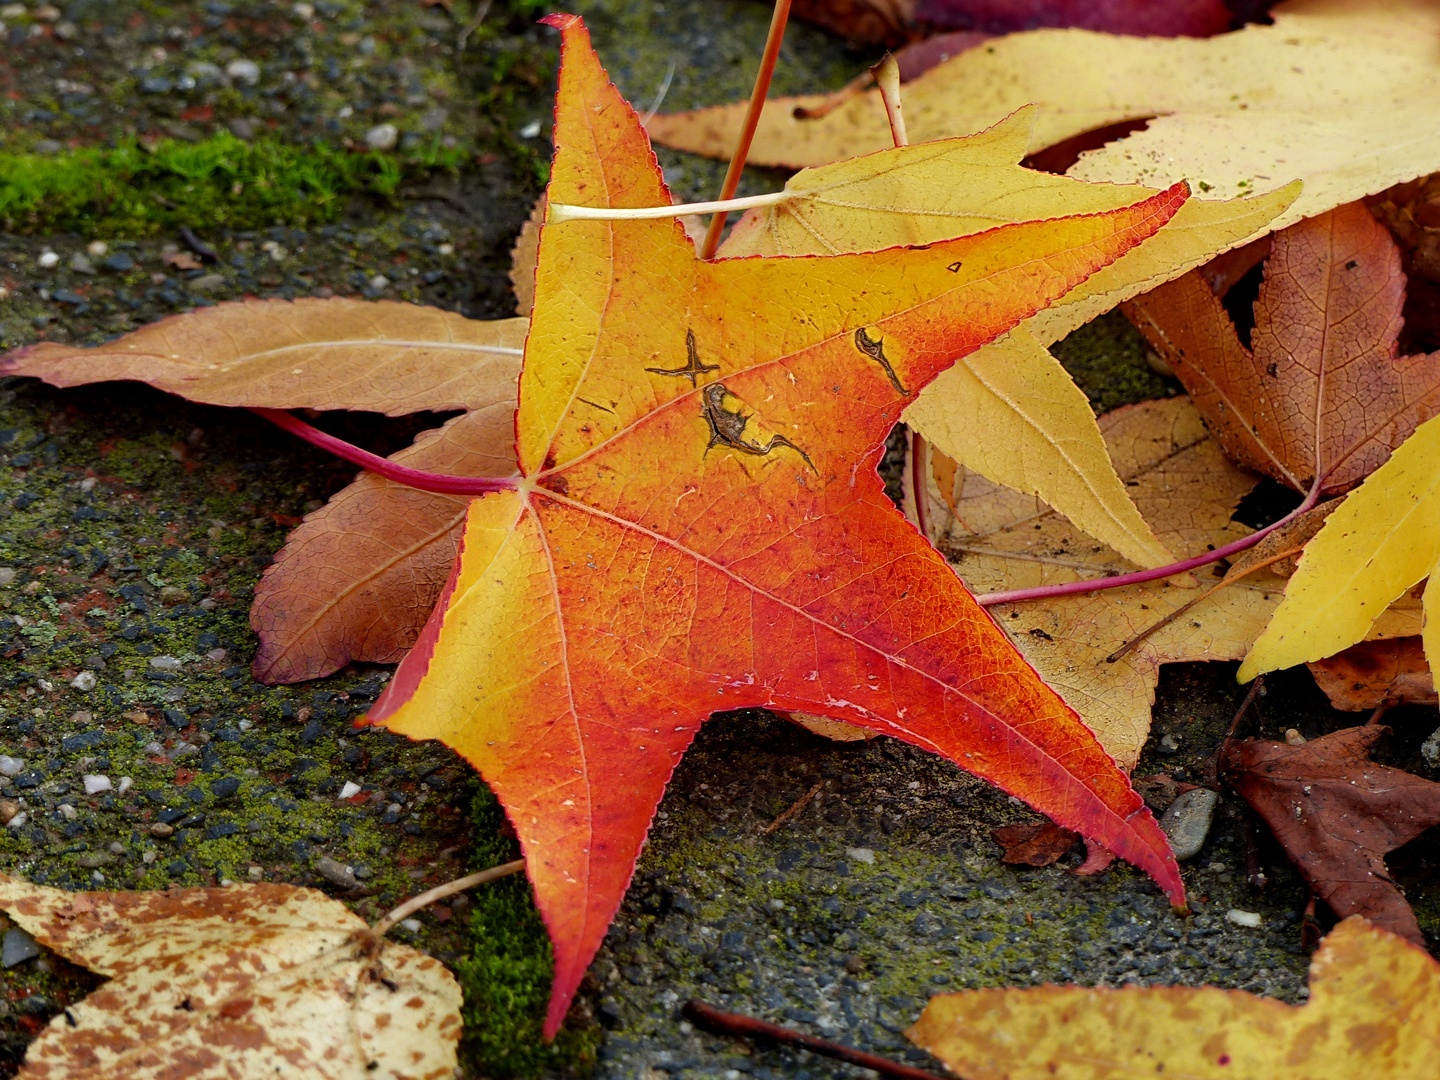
left=698, top=0, right=793, bottom=260
left=759, top=781, right=823, bottom=835
left=1105, top=542, right=1308, bottom=663
left=456, top=0, right=493, bottom=51
left=370, top=858, right=525, bottom=938
left=683, top=1000, right=949, bottom=1080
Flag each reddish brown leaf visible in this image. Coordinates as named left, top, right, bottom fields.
left=1125, top=202, right=1440, bottom=495
left=251, top=406, right=518, bottom=683
left=1221, top=725, right=1440, bottom=946
left=1308, top=638, right=1438, bottom=712
left=991, top=821, right=1078, bottom=866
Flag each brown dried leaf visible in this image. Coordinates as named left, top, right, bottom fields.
left=1221, top=726, right=1440, bottom=947
left=0, top=875, right=461, bottom=1079
left=938, top=397, right=1422, bottom=769
left=510, top=196, right=545, bottom=316
left=1124, top=203, right=1440, bottom=494
left=0, top=298, right=528, bottom=415
left=161, top=250, right=203, bottom=270
left=991, top=821, right=1077, bottom=866
left=251, top=405, right=519, bottom=682
left=1308, top=637, right=1438, bottom=711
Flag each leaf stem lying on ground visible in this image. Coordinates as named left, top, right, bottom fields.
left=251, top=408, right=520, bottom=496
left=698, top=0, right=794, bottom=259
left=683, top=1000, right=948, bottom=1080
left=973, top=483, right=1323, bottom=606
left=372, top=859, right=526, bottom=938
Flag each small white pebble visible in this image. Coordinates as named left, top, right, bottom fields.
left=6, top=812, right=26, bottom=830
left=768, top=898, right=785, bottom=911
left=292, top=1, right=314, bottom=17
left=368, top=274, right=389, bottom=291
left=70, top=671, right=97, bottom=692
left=142, top=742, right=165, bottom=757
left=226, top=58, right=260, bottom=85
left=142, top=850, right=157, bottom=864
left=198, top=597, right=218, bottom=611
left=518, top=119, right=542, bottom=138
left=38, top=250, right=59, bottom=268
left=82, top=774, right=111, bottom=795
left=1227, top=909, right=1262, bottom=928
left=206, top=648, right=227, bottom=662
left=117, top=776, right=133, bottom=795
left=399, top=918, right=422, bottom=933
left=57, top=804, right=76, bottom=821
left=845, top=847, right=875, bottom=865
left=248, top=865, right=264, bottom=880
left=91, top=871, right=105, bottom=884
left=220, top=878, right=234, bottom=887
left=171, top=742, right=198, bottom=761
left=0, top=756, right=24, bottom=778
left=437, top=243, right=453, bottom=256
left=365, top=122, right=398, bottom=151
left=339, top=780, right=362, bottom=800
left=86, top=240, right=107, bottom=257
left=238, top=720, right=254, bottom=733
left=149, top=655, right=182, bottom=671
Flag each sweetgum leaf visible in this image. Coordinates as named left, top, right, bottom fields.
left=909, top=916, right=1440, bottom=1079
left=371, top=15, right=1189, bottom=1036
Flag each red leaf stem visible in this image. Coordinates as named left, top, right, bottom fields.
left=250, top=407, right=519, bottom=496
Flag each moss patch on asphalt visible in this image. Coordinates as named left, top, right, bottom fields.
left=0, top=132, right=468, bottom=236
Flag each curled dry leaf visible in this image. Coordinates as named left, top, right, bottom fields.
left=909, top=916, right=1440, bottom=1079
left=0, top=875, right=461, bottom=1079
left=1221, top=725, right=1440, bottom=947
left=1125, top=202, right=1440, bottom=495
left=937, top=397, right=1420, bottom=769
left=371, top=15, right=1191, bottom=1035
left=1308, top=637, right=1438, bottom=711
left=0, top=298, right=529, bottom=416
left=1240, top=413, right=1440, bottom=684
left=650, top=0, right=1440, bottom=234
left=991, top=821, right=1077, bottom=867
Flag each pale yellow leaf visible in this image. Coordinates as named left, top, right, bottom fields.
left=908, top=916, right=1440, bottom=1080
left=0, top=875, right=461, bottom=1080
left=652, top=0, right=1438, bottom=235
left=1240, top=413, right=1440, bottom=683
left=905, top=326, right=1171, bottom=569
left=944, top=398, right=1419, bottom=769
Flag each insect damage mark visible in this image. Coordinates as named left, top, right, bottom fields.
left=646, top=329, right=720, bottom=386
left=854, top=327, right=908, bottom=396
left=701, top=383, right=813, bottom=470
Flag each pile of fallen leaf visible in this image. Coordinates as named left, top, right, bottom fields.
left=3, top=0, right=1440, bottom=1066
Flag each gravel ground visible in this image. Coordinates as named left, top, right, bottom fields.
left=1, top=1, right=1438, bottom=1077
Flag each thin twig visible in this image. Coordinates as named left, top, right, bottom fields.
left=699, top=0, right=793, bottom=260
left=760, top=781, right=823, bottom=835
left=683, top=1000, right=949, bottom=1080
left=1365, top=701, right=1393, bottom=727
left=548, top=190, right=789, bottom=225
left=372, top=859, right=525, bottom=938
left=1106, top=543, right=1305, bottom=663
left=1226, top=675, right=1264, bottom=740
left=456, top=0, right=492, bottom=51
left=251, top=408, right=520, bottom=496
left=974, top=485, right=1322, bottom=607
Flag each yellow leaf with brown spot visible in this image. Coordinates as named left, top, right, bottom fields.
left=0, top=875, right=461, bottom=1080
left=909, top=916, right=1440, bottom=1080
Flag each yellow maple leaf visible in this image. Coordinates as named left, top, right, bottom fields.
left=1240, top=413, right=1440, bottom=685
left=909, top=916, right=1440, bottom=1080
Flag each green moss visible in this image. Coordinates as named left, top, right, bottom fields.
left=457, top=785, right=600, bottom=1078
left=1050, top=310, right=1178, bottom=415
left=0, top=132, right=467, bottom=237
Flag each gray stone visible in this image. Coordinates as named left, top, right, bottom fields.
left=69, top=253, right=95, bottom=274
left=1160, top=788, right=1221, bottom=861
left=2, top=928, right=40, bottom=968
left=315, top=855, right=357, bottom=889
left=188, top=273, right=227, bottom=292
left=0, top=756, right=24, bottom=778
left=365, top=123, right=398, bottom=151
left=225, top=58, right=260, bottom=85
